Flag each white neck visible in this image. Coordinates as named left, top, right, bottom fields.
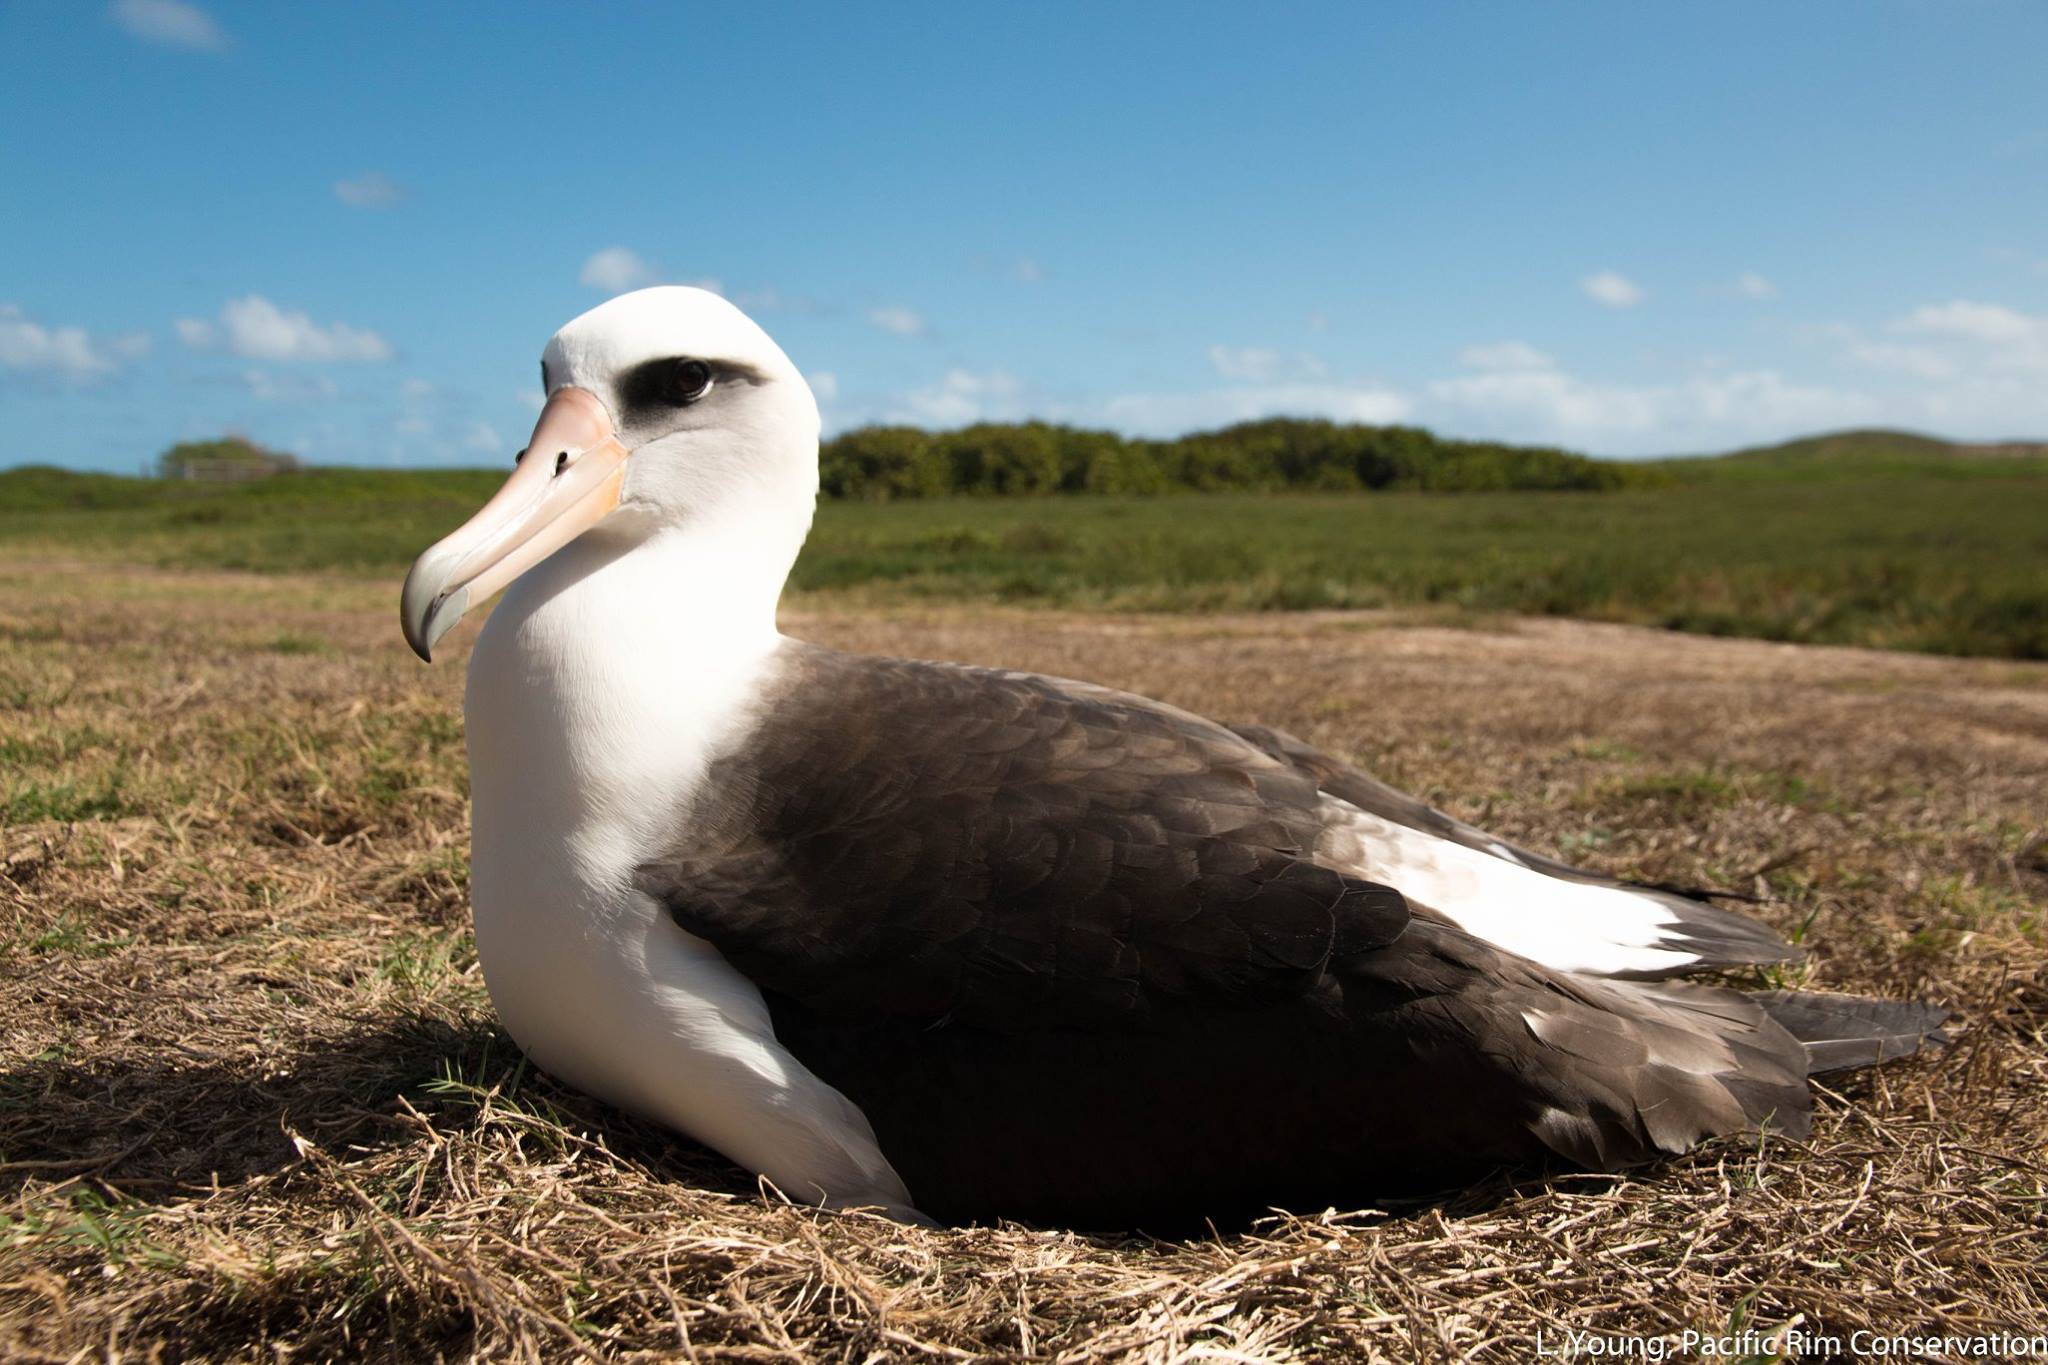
left=463, top=503, right=808, bottom=890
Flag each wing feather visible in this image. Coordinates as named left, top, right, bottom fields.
left=641, top=644, right=1410, bottom=1029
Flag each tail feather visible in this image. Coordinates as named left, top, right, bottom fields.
left=1752, top=990, right=1949, bottom=1074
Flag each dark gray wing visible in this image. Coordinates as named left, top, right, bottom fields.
left=640, top=643, right=1410, bottom=1031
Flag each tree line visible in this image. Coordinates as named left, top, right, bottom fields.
left=818, top=418, right=1637, bottom=500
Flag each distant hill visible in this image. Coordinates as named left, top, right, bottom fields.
left=1654, top=428, right=2048, bottom=481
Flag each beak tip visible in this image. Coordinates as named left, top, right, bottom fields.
left=400, top=559, right=465, bottom=665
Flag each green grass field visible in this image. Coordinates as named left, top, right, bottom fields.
left=3, top=437, right=2044, bottom=658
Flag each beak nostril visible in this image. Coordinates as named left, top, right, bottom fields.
left=555, top=450, right=570, bottom=475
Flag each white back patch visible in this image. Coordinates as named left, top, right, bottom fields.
left=1318, top=799, right=1697, bottom=976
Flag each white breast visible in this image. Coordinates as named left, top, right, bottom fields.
left=461, top=527, right=911, bottom=1210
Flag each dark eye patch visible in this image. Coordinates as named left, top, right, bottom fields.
left=618, top=356, right=768, bottom=412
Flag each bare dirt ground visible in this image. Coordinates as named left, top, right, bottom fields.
left=1, top=561, right=2042, bottom=1361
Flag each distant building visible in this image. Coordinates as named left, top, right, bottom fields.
left=156, top=436, right=302, bottom=482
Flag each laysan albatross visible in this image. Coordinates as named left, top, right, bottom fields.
left=400, top=286, right=1944, bottom=1228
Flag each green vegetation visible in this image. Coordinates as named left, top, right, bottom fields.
left=154, top=434, right=300, bottom=481
left=3, top=425, right=2043, bottom=657
left=0, top=463, right=504, bottom=574
left=791, top=481, right=2047, bottom=656
left=821, top=418, right=1631, bottom=498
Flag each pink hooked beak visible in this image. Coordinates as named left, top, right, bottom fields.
left=399, top=387, right=629, bottom=661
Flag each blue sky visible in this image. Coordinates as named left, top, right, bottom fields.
left=4, top=0, right=2046, bottom=472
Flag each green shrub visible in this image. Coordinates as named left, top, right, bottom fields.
left=819, top=418, right=1627, bottom=499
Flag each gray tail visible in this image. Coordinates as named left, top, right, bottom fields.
left=1752, top=990, right=1949, bottom=1075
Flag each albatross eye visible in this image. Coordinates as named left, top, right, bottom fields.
left=668, top=359, right=714, bottom=405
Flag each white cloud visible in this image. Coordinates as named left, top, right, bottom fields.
left=1013, top=257, right=1044, bottom=284
left=890, top=369, right=1023, bottom=426
left=1736, top=272, right=1778, bottom=300
left=1762, top=303, right=2048, bottom=439
left=1431, top=368, right=1658, bottom=438
left=0, top=304, right=148, bottom=379
left=1894, top=300, right=2039, bottom=346
left=1885, top=372, right=2048, bottom=433
left=180, top=295, right=391, bottom=362
left=807, top=370, right=839, bottom=402
left=1873, top=300, right=2048, bottom=377
left=1428, top=362, right=1874, bottom=450
left=580, top=247, right=656, bottom=293
left=400, top=377, right=435, bottom=400
left=1580, top=271, right=1645, bottom=309
left=1668, top=371, right=1873, bottom=434
left=334, top=172, right=404, bottom=209
left=868, top=306, right=927, bottom=337
left=1104, top=383, right=1411, bottom=436
left=1457, top=341, right=1555, bottom=372
left=111, top=0, right=225, bottom=50
left=1844, top=342, right=1958, bottom=382
left=465, top=421, right=503, bottom=453
left=1306, top=311, right=1331, bottom=334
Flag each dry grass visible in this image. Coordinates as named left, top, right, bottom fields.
left=0, top=560, right=2042, bottom=1361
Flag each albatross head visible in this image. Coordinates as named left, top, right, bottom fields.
left=400, top=286, right=820, bottom=661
